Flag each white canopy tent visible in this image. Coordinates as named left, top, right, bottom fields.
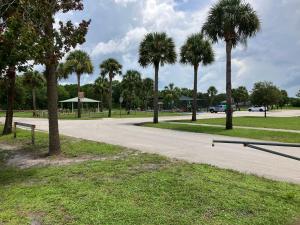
left=59, top=97, right=101, bottom=113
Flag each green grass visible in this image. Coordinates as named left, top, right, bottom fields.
left=184, top=117, right=300, bottom=131
left=1, top=125, right=300, bottom=225
left=143, top=122, right=300, bottom=143
left=0, top=110, right=185, bottom=120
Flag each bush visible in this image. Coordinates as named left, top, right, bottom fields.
left=290, top=98, right=300, bottom=107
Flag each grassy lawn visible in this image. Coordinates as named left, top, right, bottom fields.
left=0, top=110, right=185, bottom=120
left=1, top=126, right=300, bottom=225
left=143, top=122, right=300, bottom=143
left=183, top=117, right=300, bottom=131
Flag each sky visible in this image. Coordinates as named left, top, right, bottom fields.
left=55, top=0, right=300, bottom=97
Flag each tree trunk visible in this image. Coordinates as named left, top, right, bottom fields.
left=264, top=105, right=267, bottom=118
left=192, top=64, right=198, bottom=121
left=77, top=73, right=81, bottom=118
left=225, top=40, right=233, bottom=130
left=100, top=91, right=103, bottom=112
left=153, top=64, right=159, bottom=124
left=2, top=67, right=16, bottom=135
left=32, top=88, right=37, bottom=117
left=45, top=63, right=61, bottom=155
left=108, top=75, right=112, bottom=118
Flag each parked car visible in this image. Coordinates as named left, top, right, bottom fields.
left=209, top=104, right=236, bottom=113
left=248, top=106, right=267, bottom=112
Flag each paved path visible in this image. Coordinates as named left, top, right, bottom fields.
left=169, top=122, right=300, bottom=133
left=1, top=110, right=300, bottom=184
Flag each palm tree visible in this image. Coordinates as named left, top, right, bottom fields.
left=94, top=76, right=109, bottom=112
left=121, top=70, right=142, bottom=114
left=139, top=32, right=177, bottom=123
left=23, top=70, right=45, bottom=117
left=100, top=58, right=122, bottom=117
left=207, top=86, right=218, bottom=108
left=202, top=0, right=260, bottom=129
left=141, top=78, right=154, bottom=111
left=64, top=50, right=94, bottom=118
left=56, top=63, right=69, bottom=81
left=162, top=83, right=180, bottom=110
left=180, top=33, right=214, bottom=121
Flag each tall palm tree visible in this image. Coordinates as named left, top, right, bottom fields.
left=202, top=0, right=260, bottom=129
left=94, top=76, right=109, bottom=112
left=139, top=32, right=177, bottom=123
left=64, top=50, right=94, bottom=118
left=23, top=70, right=45, bottom=117
left=121, top=70, right=142, bottom=114
left=180, top=33, right=214, bottom=121
left=207, top=86, right=218, bottom=108
left=100, top=58, right=122, bottom=117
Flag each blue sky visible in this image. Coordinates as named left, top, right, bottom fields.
left=56, top=0, right=300, bottom=96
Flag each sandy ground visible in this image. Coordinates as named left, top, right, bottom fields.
left=1, top=110, right=300, bottom=183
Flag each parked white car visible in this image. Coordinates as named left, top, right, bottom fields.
left=248, top=106, right=267, bottom=112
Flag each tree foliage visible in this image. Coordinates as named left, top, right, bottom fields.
left=139, top=32, right=176, bottom=123
left=251, top=81, right=281, bottom=117
left=202, top=0, right=261, bottom=47
left=121, top=70, right=142, bottom=113
left=100, top=58, right=122, bottom=117
left=64, top=50, right=93, bottom=78
left=207, top=86, right=218, bottom=106
left=23, top=70, right=45, bottom=89
left=180, top=33, right=214, bottom=67
left=139, top=32, right=177, bottom=68
left=202, top=0, right=260, bottom=129
left=232, top=86, right=249, bottom=109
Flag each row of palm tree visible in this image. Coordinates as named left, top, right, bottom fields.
left=54, top=0, right=260, bottom=128
left=138, top=0, right=260, bottom=128
left=58, top=53, right=123, bottom=118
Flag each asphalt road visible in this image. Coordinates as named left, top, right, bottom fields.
left=1, top=110, right=300, bottom=183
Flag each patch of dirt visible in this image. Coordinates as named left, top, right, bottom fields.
left=0, top=143, right=21, bottom=151
left=3, top=145, right=136, bottom=169
left=6, top=152, right=130, bottom=169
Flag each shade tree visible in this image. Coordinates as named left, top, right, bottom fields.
left=251, top=81, right=281, bottom=118
left=232, top=86, right=249, bottom=110
left=27, top=0, right=91, bottom=155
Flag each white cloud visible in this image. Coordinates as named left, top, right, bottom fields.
left=114, top=0, right=138, bottom=6
left=65, top=0, right=300, bottom=96
left=91, top=27, right=147, bottom=56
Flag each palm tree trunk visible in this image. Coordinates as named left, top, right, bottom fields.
left=108, top=75, right=112, bottom=118
left=32, top=88, right=36, bottom=117
left=153, top=64, right=159, bottom=123
left=192, top=64, right=198, bottom=121
left=2, top=66, right=16, bottom=135
left=226, top=40, right=233, bottom=130
left=77, top=73, right=81, bottom=118
left=45, top=63, right=61, bottom=155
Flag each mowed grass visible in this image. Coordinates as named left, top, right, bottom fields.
left=0, top=110, right=185, bottom=120
left=143, top=122, right=300, bottom=143
left=184, top=116, right=300, bottom=130
left=0, top=126, right=300, bottom=225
